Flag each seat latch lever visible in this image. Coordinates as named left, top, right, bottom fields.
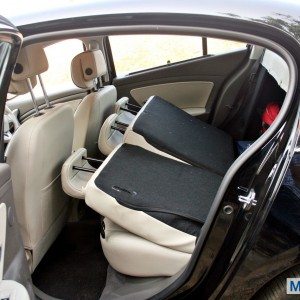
left=238, top=188, right=257, bottom=211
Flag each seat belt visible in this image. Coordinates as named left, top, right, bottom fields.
left=221, top=56, right=262, bottom=131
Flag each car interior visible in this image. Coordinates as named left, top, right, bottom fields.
left=4, top=33, right=289, bottom=299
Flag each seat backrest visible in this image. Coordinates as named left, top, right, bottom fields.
left=71, top=50, right=116, bottom=157
left=6, top=45, right=74, bottom=271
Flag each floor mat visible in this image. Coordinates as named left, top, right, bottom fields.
left=32, top=213, right=108, bottom=300
left=100, top=266, right=181, bottom=300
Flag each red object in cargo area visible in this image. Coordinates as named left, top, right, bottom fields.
left=262, top=102, right=281, bottom=132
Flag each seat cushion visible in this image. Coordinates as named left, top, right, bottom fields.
left=125, top=96, right=235, bottom=176
left=101, top=218, right=191, bottom=277
left=85, top=144, right=222, bottom=252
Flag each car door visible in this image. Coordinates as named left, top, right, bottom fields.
left=105, top=34, right=252, bottom=122
left=0, top=17, right=34, bottom=300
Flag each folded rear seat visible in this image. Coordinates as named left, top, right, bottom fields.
left=86, top=96, right=235, bottom=276
left=101, top=218, right=192, bottom=277
left=85, top=143, right=223, bottom=276
left=124, top=96, right=235, bottom=175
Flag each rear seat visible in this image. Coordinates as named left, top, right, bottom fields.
left=85, top=144, right=222, bottom=276
left=84, top=96, right=235, bottom=277
left=99, top=96, right=235, bottom=174
left=124, top=96, right=235, bottom=175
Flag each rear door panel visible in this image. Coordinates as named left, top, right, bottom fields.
left=130, top=81, right=213, bottom=116
left=113, top=49, right=249, bottom=120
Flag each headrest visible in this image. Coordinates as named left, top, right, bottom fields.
left=12, top=44, right=48, bottom=81
left=71, top=50, right=107, bottom=89
left=8, top=76, right=37, bottom=95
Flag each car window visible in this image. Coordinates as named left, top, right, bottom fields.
left=207, top=38, right=246, bottom=55
left=42, top=39, right=84, bottom=92
left=7, top=39, right=83, bottom=101
left=109, top=34, right=246, bottom=77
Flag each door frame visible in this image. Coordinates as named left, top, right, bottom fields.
left=0, top=17, right=22, bottom=162
left=11, top=13, right=300, bottom=298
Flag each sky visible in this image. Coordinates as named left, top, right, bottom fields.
left=2, top=0, right=300, bottom=26
left=2, top=0, right=85, bottom=17
left=2, top=0, right=300, bottom=16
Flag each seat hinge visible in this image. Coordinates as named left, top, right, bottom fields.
left=237, top=188, right=257, bottom=211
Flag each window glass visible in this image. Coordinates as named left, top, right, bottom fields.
left=109, top=35, right=247, bottom=77
left=207, top=38, right=246, bottom=55
left=42, top=39, right=83, bottom=92
left=7, top=39, right=83, bottom=101
left=109, top=35, right=203, bottom=76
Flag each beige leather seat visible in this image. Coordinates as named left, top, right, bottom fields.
left=6, top=45, right=74, bottom=271
left=101, top=218, right=191, bottom=277
left=85, top=95, right=231, bottom=276
left=71, top=50, right=116, bottom=157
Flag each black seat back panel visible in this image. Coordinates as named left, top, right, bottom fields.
left=133, top=96, right=234, bottom=176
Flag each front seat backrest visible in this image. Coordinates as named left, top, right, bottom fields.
left=71, top=50, right=116, bottom=157
left=6, top=44, right=74, bottom=271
